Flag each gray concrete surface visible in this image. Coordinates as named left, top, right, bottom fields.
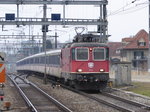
left=131, top=74, right=150, bottom=82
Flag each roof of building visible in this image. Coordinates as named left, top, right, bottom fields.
left=122, top=37, right=134, bottom=42
left=122, top=29, right=149, bottom=49
left=108, top=42, right=123, bottom=57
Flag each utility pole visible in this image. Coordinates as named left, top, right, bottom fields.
left=43, top=0, right=47, bottom=84
left=17, top=3, right=19, bottom=27
left=148, top=0, right=150, bottom=72
left=55, top=32, right=57, bottom=49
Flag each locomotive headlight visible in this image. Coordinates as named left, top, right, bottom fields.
left=77, top=69, right=82, bottom=72
left=100, top=69, right=105, bottom=72
left=89, top=48, right=92, bottom=51
left=95, top=78, right=99, bottom=82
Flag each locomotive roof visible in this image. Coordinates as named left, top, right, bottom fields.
left=17, top=49, right=61, bottom=63
left=63, top=42, right=108, bottom=48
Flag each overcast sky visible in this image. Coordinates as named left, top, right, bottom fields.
left=0, top=0, right=149, bottom=42
left=108, top=0, right=148, bottom=42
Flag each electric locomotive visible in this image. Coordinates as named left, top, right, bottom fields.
left=16, top=34, right=109, bottom=90
left=61, top=34, right=109, bottom=90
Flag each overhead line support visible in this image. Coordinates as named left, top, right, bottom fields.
left=0, top=1, right=107, bottom=5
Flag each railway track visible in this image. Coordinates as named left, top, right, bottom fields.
left=102, top=92, right=150, bottom=110
left=69, top=87, right=150, bottom=112
left=70, top=89, right=150, bottom=112
left=8, top=74, right=72, bottom=112
left=92, top=92, right=150, bottom=112
left=26, top=74, right=150, bottom=112
left=62, top=87, right=135, bottom=112
left=47, top=78, right=150, bottom=112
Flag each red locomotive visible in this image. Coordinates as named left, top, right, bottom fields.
left=16, top=34, right=109, bottom=90
left=61, top=34, right=109, bottom=90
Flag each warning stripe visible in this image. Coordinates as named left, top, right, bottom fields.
left=0, top=64, right=5, bottom=73
left=0, top=64, right=5, bottom=83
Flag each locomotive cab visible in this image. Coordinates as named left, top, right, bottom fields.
left=61, top=34, right=109, bottom=90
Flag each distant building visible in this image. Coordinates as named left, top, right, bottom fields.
left=19, top=40, right=40, bottom=58
left=52, top=43, right=65, bottom=49
left=108, top=42, right=123, bottom=60
left=109, top=29, right=149, bottom=75
left=122, top=29, right=149, bottom=72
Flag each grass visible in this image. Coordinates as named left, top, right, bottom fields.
left=126, top=82, right=150, bottom=97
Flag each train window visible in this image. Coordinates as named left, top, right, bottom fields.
left=106, top=48, right=109, bottom=60
left=37, top=57, right=39, bottom=64
left=27, top=59, right=29, bottom=64
left=51, top=56, right=54, bottom=64
left=24, top=60, right=26, bottom=64
left=33, top=58, right=35, bottom=64
left=71, top=48, right=75, bottom=60
left=76, top=48, right=89, bottom=61
left=56, top=55, right=60, bottom=65
left=93, top=48, right=105, bottom=60
left=42, top=57, right=45, bottom=64
left=46, top=56, right=48, bottom=64
left=30, top=58, right=33, bottom=64
left=48, top=55, right=56, bottom=65
left=48, top=56, right=51, bottom=64
left=35, top=57, right=39, bottom=64
left=40, top=57, right=44, bottom=64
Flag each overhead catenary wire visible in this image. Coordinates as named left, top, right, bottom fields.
left=108, top=1, right=134, bottom=16
left=108, top=0, right=148, bottom=16
left=108, top=0, right=147, bottom=16
left=118, top=5, right=148, bottom=15
left=109, top=3, right=148, bottom=16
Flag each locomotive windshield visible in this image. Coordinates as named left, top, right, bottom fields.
left=93, top=48, right=105, bottom=60
left=71, top=47, right=109, bottom=61
left=76, top=48, right=89, bottom=60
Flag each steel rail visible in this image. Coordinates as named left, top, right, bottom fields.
left=102, top=92, right=150, bottom=110
left=8, top=75, right=38, bottom=112
left=69, top=89, right=134, bottom=112
left=18, top=75, right=73, bottom=112
left=29, top=82, right=73, bottom=112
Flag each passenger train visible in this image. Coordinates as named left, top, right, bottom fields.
left=16, top=34, right=109, bottom=90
